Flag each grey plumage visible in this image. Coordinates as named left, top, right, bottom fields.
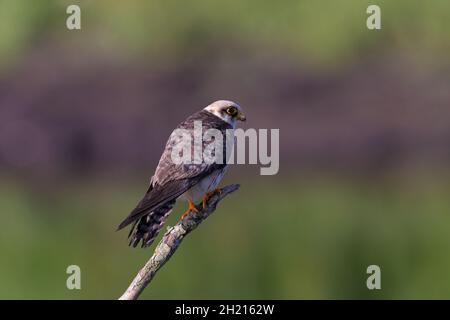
left=128, top=192, right=176, bottom=248
left=118, top=109, right=233, bottom=248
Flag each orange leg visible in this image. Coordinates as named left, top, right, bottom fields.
left=202, top=188, right=222, bottom=208
left=180, top=200, right=198, bottom=220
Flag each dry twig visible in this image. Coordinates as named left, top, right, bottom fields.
left=119, top=184, right=240, bottom=300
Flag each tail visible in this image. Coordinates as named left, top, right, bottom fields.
left=118, top=176, right=193, bottom=248
left=128, top=199, right=176, bottom=248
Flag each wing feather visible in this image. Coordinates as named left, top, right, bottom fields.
left=118, top=176, right=200, bottom=230
left=117, top=110, right=232, bottom=230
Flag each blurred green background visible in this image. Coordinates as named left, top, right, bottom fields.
left=1, top=0, right=450, bottom=299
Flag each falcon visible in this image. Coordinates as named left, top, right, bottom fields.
left=117, top=100, right=246, bottom=247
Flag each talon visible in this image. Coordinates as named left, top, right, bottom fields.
left=180, top=200, right=198, bottom=220
left=202, top=188, right=222, bottom=208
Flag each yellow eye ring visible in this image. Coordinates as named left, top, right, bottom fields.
left=226, top=107, right=237, bottom=116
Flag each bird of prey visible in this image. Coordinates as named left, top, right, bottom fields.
left=117, top=100, right=246, bottom=247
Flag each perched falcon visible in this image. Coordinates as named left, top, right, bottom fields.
left=117, top=100, right=246, bottom=247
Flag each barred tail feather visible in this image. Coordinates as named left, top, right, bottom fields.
left=128, top=199, right=176, bottom=248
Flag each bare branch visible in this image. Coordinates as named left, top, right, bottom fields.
left=119, top=184, right=240, bottom=300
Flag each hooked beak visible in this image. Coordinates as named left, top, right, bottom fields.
left=236, top=111, right=246, bottom=122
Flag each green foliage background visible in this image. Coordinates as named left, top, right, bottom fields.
left=0, top=0, right=450, bottom=299
left=1, top=0, right=450, bottom=69
left=1, top=175, right=450, bottom=299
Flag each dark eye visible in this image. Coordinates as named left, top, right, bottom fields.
left=226, top=107, right=237, bottom=116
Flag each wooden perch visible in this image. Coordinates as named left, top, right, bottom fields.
left=119, top=183, right=240, bottom=300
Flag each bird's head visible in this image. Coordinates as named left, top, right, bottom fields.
left=204, top=100, right=246, bottom=127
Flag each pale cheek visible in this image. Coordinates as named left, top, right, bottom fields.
left=218, top=112, right=228, bottom=120
left=213, top=111, right=235, bottom=125
left=216, top=111, right=226, bottom=119
left=225, top=115, right=237, bottom=127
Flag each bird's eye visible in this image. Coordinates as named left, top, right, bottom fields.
left=226, top=107, right=237, bottom=116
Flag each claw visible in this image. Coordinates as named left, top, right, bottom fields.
left=180, top=200, right=198, bottom=220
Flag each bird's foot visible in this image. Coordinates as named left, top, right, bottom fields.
left=202, top=188, right=222, bottom=209
left=180, top=200, right=199, bottom=220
